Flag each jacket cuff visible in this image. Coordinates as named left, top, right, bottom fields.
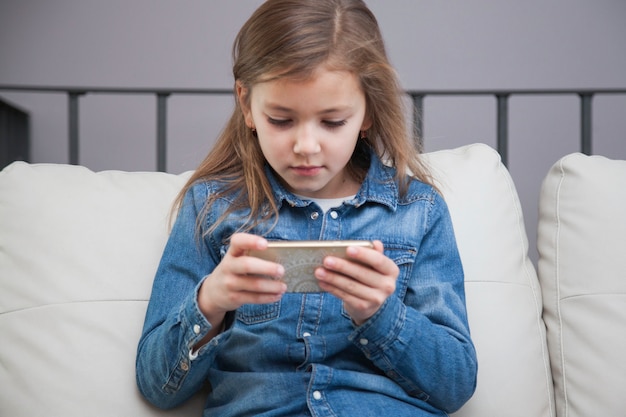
left=348, top=295, right=406, bottom=359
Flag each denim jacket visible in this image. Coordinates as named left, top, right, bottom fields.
left=136, top=154, right=477, bottom=416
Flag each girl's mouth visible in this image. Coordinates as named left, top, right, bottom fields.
left=291, top=165, right=322, bottom=176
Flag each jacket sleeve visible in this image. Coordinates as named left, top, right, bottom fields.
left=349, top=192, right=477, bottom=413
left=135, top=183, right=225, bottom=409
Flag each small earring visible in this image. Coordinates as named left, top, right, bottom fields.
left=360, top=130, right=368, bottom=139
left=251, top=127, right=258, bottom=138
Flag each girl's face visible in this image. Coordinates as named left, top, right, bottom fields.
left=239, top=67, right=371, bottom=199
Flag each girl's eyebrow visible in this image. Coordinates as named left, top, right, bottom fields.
left=264, top=102, right=352, bottom=115
left=264, top=103, right=291, bottom=112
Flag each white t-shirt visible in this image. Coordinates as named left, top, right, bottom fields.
left=295, top=194, right=356, bottom=213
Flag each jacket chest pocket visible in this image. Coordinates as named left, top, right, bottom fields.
left=386, top=245, right=417, bottom=300
left=236, top=301, right=281, bottom=325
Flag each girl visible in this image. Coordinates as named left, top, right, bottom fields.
left=136, top=1, right=477, bottom=416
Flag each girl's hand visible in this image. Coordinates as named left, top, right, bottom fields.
left=315, top=240, right=399, bottom=325
left=197, top=233, right=287, bottom=329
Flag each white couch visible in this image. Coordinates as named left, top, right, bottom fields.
left=1, top=143, right=624, bottom=417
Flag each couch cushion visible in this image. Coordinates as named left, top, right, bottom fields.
left=538, top=153, right=626, bottom=417
left=424, top=144, right=553, bottom=417
left=0, top=144, right=554, bottom=416
left=0, top=162, right=206, bottom=416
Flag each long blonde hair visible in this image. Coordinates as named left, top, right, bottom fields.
left=175, top=0, right=433, bottom=234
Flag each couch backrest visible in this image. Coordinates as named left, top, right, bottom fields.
left=0, top=144, right=554, bottom=416
left=538, top=153, right=626, bottom=417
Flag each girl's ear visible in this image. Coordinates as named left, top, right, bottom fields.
left=236, top=80, right=254, bottom=128
left=360, top=115, right=373, bottom=132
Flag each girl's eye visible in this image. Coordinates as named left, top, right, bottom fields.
left=266, top=117, right=346, bottom=129
left=267, top=117, right=291, bottom=127
left=324, top=120, right=347, bottom=128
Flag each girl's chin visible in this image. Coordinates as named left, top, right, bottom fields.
left=285, top=182, right=328, bottom=198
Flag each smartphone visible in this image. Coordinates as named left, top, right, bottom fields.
left=247, top=240, right=374, bottom=293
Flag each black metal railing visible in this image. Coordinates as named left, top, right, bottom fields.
left=1, top=84, right=625, bottom=170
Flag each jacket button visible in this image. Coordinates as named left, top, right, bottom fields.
left=312, top=390, right=322, bottom=400
left=330, top=211, right=338, bottom=219
left=310, top=212, right=319, bottom=220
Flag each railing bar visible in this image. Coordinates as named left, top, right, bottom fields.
left=405, top=88, right=626, bottom=96
left=3, top=85, right=626, bottom=96
left=496, top=94, right=509, bottom=167
left=580, top=93, right=593, bottom=155
left=0, top=85, right=233, bottom=95
left=411, top=94, right=424, bottom=152
left=156, top=93, right=169, bottom=172
left=68, top=92, right=83, bottom=165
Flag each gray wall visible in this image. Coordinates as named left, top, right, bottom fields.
left=1, top=0, right=626, bottom=263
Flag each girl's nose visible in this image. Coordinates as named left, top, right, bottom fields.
left=293, top=126, right=321, bottom=155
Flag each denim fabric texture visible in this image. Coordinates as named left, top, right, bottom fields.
left=136, top=153, right=477, bottom=416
